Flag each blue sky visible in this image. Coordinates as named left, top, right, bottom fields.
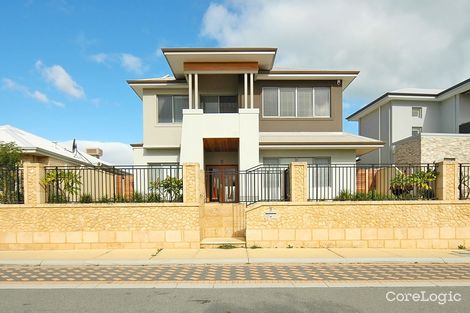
left=1, top=0, right=469, bottom=159
left=0, top=0, right=215, bottom=144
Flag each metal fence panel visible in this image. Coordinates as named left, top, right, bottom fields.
left=0, top=167, right=24, bottom=204
left=308, top=164, right=438, bottom=201
left=43, top=165, right=183, bottom=203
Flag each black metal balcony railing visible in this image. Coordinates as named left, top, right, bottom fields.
left=43, top=165, right=183, bottom=203
left=307, top=163, right=438, bottom=201
left=0, top=167, right=24, bottom=204
left=459, top=164, right=470, bottom=200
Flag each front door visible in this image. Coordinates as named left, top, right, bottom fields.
left=205, top=165, right=239, bottom=202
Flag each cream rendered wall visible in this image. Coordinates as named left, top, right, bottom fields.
left=179, top=109, right=260, bottom=170
left=133, top=147, right=179, bottom=165
left=142, top=88, right=186, bottom=147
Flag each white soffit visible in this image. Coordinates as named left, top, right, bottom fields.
left=163, top=50, right=277, bottom=79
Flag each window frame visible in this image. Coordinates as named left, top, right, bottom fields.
left=412, top=107, right=422, bottom=118
left=412, top=126, right=422, bottom=136
left=262, top=87, right=331, bottom=119
left=200, top=95, right=239, bottom=114
left=156, top=95, right=189, bottom=124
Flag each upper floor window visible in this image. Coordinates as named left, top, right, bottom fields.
left=157, top=95, right=188, bottom=123
left=412, top=126, right=422, bottom=136
left=262, top=87, right=331, bottom=118
left=201, top=95, right=238, bottom=113
left=412, top=107, right=422, bottom=118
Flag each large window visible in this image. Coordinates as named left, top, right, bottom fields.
left=263, top=87, right=331, bottom=118
left=201, top=96, right=238, bottom=113
left=157, top=95, right=189, bottom=123
left=264, top=157, right=331, bottom=187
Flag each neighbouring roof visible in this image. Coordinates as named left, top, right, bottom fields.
left=347, top=77, right=470, bottom=121
left=259, top=132, right=384, bottom=156
left=0, top=125, right=110, bottom=166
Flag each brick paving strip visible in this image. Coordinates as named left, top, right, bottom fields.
left=0, top=264, right=469, bottom=283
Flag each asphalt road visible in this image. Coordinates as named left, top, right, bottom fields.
left=0, top=287, right=468, bottom=313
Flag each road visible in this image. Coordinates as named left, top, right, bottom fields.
left=0, top=263, right=469, bottom=312
left=0, top=287, right=469, bottom=313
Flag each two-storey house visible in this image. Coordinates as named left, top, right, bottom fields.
left=128, top=47, right=382, bottom=202
left=347, top=78, right=470, bottom=164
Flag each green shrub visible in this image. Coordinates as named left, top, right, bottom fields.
left=131, top=192, right=145, bottom=203
left=79, top=193, right=93, bottom=203
left=390, top=169, right=437, bottom=199
left=146, top=193, right=162, bottom=203
left=41, top=170, right=81, bottom=203
left=149, top=176, right=183, bottom=202
left=98, top=196, right=111, bottom=203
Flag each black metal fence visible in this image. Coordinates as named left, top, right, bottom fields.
left=0, top=167, right=24, bottom=204
left=241, top=165, right=290, bottom=204
left=308, top=163, right=438, bottom=201
left=44, top=165, right=183, bottom=203
left=459, top=164, right=470, bottom=200
left=204, top=165, right=290, bottom=204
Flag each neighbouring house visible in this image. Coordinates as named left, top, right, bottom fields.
left=0, top=125, right=108, bottom=166
left=128, top=47, right=383, bottom=202
left=347, top=78, right=470, bottom=164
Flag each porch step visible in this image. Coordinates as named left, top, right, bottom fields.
left=200, top=237, right=246, bottom=249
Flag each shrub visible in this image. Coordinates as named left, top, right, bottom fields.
left=79, top=193, right=93, bottom=203
left=41, top=170, right=82, bottom=203
left=390, top=169, right=437, bottom=199
left=149, top=176, right=183, bottom=202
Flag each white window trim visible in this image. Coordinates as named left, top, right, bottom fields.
left=262, top=87, right=331, bottom=118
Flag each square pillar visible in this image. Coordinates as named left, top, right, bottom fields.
left=183, top=163, right=200, bottom=204
left=436, top=158, right=458, bottom=200
left=289, top=162, right=308, bottom=202
left=23, top=161, right=45, bottom=205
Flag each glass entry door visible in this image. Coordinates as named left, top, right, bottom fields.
left=205, top=165, right=239, bottom=203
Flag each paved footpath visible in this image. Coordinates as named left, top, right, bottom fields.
left=1, top=263, right=469, bottom=287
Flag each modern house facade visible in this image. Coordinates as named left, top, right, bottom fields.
left=347, top=78, right=470, bottom=164
left=129, top=49, right=382, bottom=166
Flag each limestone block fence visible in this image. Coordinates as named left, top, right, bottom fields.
left=0, top=160, right=470, bottom=250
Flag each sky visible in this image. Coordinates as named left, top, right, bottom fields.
left=1, top=0, right=469, bottom=163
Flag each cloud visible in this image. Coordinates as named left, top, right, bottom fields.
left=90, top=53, right=109, bottom=64
left=120, top=53, right=144, bottom=74
left=35, top=60, right=85, bottom=98
left=60, top=140, right=133, bottom=164
left=201, top=0, right=470, bottom=105
left=90, top=52, right=145, bottom=75
left=1, top=78, right=64, bottom=107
